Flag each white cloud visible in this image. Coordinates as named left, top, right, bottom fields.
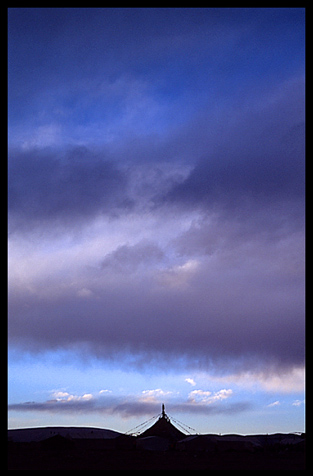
left=185, top=378, right=196, bottom=386
left=52, top=391, right=70, bottom=400
left=81, top=393, right=93, bottom=400
left=188, top=388, right=232, bottom=405
left=77, top=288, right=94, bottom=298
left=188, top=389, right=211, bottom=403
left=292, top=399, right=305, bottom=406
left=51, top=390, right=94, bottom=402
left=140, top=388, right=172, bottom=403
left=267, top=400, right=280, bottom=407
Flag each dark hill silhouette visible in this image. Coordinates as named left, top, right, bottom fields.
left=40, top=434, right=75, bottom=450
left=7, top=406, right=305, bottom=470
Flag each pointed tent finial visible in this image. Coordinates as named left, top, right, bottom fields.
left=162, top=403, right=165, bottom=417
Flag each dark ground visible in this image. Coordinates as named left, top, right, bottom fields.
left=8, top=440, right=305, bottom=470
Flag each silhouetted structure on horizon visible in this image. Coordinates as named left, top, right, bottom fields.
left=137, top=404, right=186, bottom=441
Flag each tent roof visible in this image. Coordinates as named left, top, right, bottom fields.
left=138, top=412, right=186, bottom=441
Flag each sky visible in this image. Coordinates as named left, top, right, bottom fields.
left=8, top=8, right=305, bottom=434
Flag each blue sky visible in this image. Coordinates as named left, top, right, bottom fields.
left=8, top=8, right=305, bottom=434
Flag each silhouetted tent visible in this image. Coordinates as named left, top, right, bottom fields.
left=136, top=436, right=170, bottom=451
left=115, top=434, right=136, bottom=450
left=137, top=405, right=186, bottom=441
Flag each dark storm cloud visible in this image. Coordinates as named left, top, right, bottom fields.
left=8, top=146, right=132, bottom=230
left=8, top=249, right=305, bottom=372
left=164, top=77, right=305, bottom=213
left=8, top=74, right=304, bottom=234
left=8, top=74, right=305, bottom=373
left=8, top=9, right=305, bottom=379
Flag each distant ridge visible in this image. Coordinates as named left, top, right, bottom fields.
left=8, top=425, right=305, bottom=445
left=8, top=425, right=305, bottom=470
left=8, top=426, right=122, bottom=442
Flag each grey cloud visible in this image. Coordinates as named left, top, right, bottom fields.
left=8, top=76, right=305, bottom=235
left=8, top=244, right=305, bottom=372
left=8, top=74, right=305, bottom=376
left=101, top=241, right=165, bottom=272
left=173, top=202, right=304, bottom=260
left=164, top=77, right=305, bottom=213
left=170, top=401, right=252, bottom=416
left=8, top=146, right=132, bottom=231
left=8, top=395, right=251, bottom=418
left=8, top=397, right=160, bottom=417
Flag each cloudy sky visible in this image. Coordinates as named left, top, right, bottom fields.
left=8, top=8, right=305, bottom=434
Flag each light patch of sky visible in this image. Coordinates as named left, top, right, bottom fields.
left=8, top=349, right=182, bottom=405
left=8, top=348, right=305, bottom=434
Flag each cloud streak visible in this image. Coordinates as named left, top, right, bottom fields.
left=9, top=387, right=249, bottom=419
